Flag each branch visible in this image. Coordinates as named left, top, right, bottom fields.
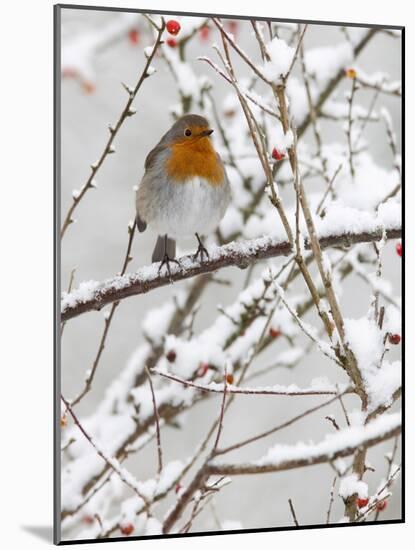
left=153, top=368, right=347, bottom=397
left=207, top=414, right=401, bottom=476
left=61, top=226, right=402, bottom=321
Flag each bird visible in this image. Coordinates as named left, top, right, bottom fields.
left=136, top=114, right=231, bottom=274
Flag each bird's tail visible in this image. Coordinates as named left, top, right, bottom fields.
left=152, top=235, right=176, bottom=263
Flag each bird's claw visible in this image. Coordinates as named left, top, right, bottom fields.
left=193, top=242, right=209, bottom=263
left=158, top=254, right=180, bottom=280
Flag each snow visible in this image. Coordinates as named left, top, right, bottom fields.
left=61, top=280, right=101, bottom=310
left=336, top=153, right=398, bottom=211
left=305, top=42, right=353, bottom=86
left=344, top=318, right=401, bottom=412
left=339, top=473, right=368, bottom=499
left=263, top=38, right=295, bottom=82
left=145, top=517, right=162, bottom=535
left=231, top=412, right=401, bottom=467
left=142, top=301, right=177, bottom=345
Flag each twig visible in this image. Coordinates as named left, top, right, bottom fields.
left=60, top=266, right=77, bottom=336
left=337, top=387, right=351, bottom=427
left=69, top=221, right=136, bottom=407
left=60, top=20, right=165, bottom=238
left=212, top=365, right=229, bottom=453
left=326, top=477, right=337, bottom=523
left=346, top=76, right=358, bottom=179
left=145, top=366, right=163, bottom=475
left=325, top=416, right=340, bottom=431
left=288, top=498, right=299, bottom=526
left=152, top=369, right=344, bottom=397
left=215, top=390, right=350, bottom=456
left=61, top=394, right=150, bottom=507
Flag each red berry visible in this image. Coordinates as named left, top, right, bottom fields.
left=166, top=20, right=181, bottom=36
left=227, top=20, right=238, bottom=35
left=396, top=242, right=402, bottom=257
left=82, top=81, right=96, bottom=94
left=166, top=38, right=177, bottom=48
left=128, top=29, right=140, bottom=45
left=197, top=363, right=210, bottom=377
left=388, top=333, right=401, bottom=345
left=120, top=523, right=134, bottom=536
left=225, top=373, right=234, bottom=385
left=272, top=148, right=285, bottom=161
left=175, top=483, right=182, bottom=493
left=166, top=350, right=177, bottom=363
left=199, top=25, right=210, bottom=41
left=356, top=497, right=369, bottom=509
left=376, top=499, right=387, bottom=512
left=269, top=327, right=281, bottom=339
left=62, top=67, right=78, bottom=78
left=82, top=515, right=95, bottom=524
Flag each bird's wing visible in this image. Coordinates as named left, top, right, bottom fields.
left=135, top=211, right=147, bottom=232
left=144, top=141, right=169, bottom=171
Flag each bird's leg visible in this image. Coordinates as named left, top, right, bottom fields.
left=158, top=234, right=180, bottom=278
left=193, top=233, right=209, bottom=263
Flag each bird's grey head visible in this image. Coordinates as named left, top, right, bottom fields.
left=164, top=114, right=213, bottom=142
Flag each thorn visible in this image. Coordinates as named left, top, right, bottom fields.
left=108, top=124, right=115, bottom=134
left=121, top=82, right=134, bottom=95
left=126, top=109, right=136, bottom=117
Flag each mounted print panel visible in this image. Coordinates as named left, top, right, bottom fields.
left=55, top=5, right=403, bottom=544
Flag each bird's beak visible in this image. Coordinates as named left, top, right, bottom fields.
left=200, top=129, right=214, bottom=137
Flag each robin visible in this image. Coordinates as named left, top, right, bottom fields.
left=136, top=114, right=231, bottom=273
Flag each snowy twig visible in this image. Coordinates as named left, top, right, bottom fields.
left=152, top=368, right=346, bottom=397
left=61, top=394, right=151, bottom=508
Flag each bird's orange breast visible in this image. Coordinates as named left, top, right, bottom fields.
left=165, top=137, right=225, bottom=186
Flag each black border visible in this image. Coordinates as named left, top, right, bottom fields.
left=54, top=4, right=405, bottom=545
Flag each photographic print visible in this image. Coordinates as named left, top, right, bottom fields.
left=55, top=5, right=403, bottom=544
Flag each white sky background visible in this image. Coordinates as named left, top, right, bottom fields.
left=59, top=9, right=402, bottom=536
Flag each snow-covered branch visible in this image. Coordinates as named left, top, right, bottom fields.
left=207, top=413, right=401, bottom=475
left=62, top=225, right=401, bottom=321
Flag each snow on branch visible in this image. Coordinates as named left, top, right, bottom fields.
left=152, top=368, right=351, bottom=396
left=61, top=224, right=401, bottom=321
left=207, top=412, right=401, bottom=476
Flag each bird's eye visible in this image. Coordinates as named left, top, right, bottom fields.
left=184, top=128, right=192, bottom=137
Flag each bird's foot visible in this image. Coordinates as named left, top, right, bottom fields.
left=158, top=254, right=180, bottom=279
left=193, top=241, right=209, bottom=263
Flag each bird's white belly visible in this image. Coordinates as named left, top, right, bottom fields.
left=150, top=177, right=228, bottom=238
